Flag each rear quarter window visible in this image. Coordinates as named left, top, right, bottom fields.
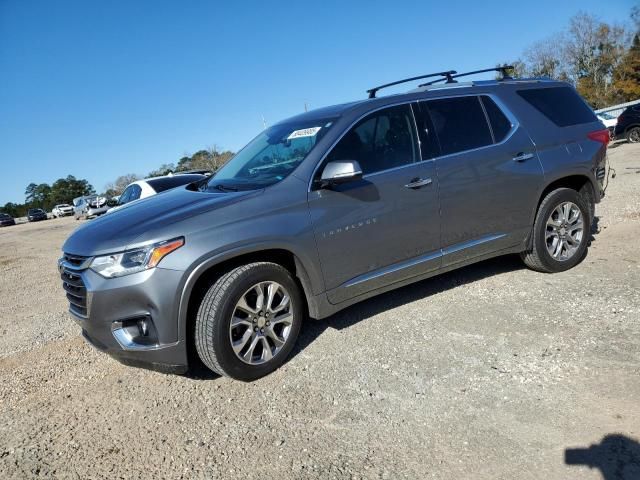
left=517, top=86, right=596, bottom=127
left=481, top=96, right=512, bottom=142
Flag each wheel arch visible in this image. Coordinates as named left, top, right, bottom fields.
left=624, top=123, right=640, bottom=137
left=526, top=174, right=595, bottom=250
left=178, top=246, right=322, bottom=366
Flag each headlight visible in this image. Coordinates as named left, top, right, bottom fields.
left=89, top=238, right=184, bottom=278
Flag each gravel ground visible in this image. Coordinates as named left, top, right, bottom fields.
left=1, top=143, right=639, bottom=479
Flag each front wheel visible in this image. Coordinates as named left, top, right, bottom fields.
left=521, top=188, right=591, bottom=273
left=195, top=262, right=303, bottom=381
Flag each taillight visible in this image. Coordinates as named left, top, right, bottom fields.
left=587, top=129, right=610, bottom=146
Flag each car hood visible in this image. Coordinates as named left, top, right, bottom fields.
left=63, top=186, right=258, bottom=256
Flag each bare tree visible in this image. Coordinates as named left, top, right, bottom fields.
left=524, top=35, right=568, bottom=79
left=104, top=173, right=140, bottom=197
left=563, top=12, right=628, bottom=107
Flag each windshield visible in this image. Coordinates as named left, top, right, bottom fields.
left=204, top=118, right=336, bottom=192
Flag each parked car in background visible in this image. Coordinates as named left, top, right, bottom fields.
left=59, top=68, right=609, bottom=380
left=106, top=173, right=206, bottom=214
left=27, top=208, right=47, bottom=222
left=0, top=213, right=16, bottom=227
left=73, top=196, right=109, bottom=220
left=596, top=112, right=617, bottom=138
left=614, top=105, right=640, bottom=143
left=52, top=204, right=74, bottom=217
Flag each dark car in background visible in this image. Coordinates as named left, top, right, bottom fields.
left=614, top=104, right=640, bottom=143
left=27, top=208, right=48, bottom=222
left=0, top=213, right=16, bottom=227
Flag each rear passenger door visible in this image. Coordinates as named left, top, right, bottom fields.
left=418, top=95, right=544, bottom=266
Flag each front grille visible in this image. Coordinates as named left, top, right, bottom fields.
left=63, top=253, right=90, bottom=268
left=60, top=253, right=90, bottom=317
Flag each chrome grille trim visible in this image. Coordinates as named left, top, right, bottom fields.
left=59, top=253, right=91, bottom=318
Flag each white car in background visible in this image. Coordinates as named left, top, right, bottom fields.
left=52, top=204, right=74, bottom=217
left=106, top=173, right=207, bottom=214
left=597, top=112, right=617, bottom=138
left=73, top=195, right=109, bottom=220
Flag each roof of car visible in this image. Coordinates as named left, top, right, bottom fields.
left=275, top=76, right=559, bottom=126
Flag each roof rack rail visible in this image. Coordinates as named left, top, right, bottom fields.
left=418, top=66, right=514, bottom=87
left=367, top=70, right=457, bottom=98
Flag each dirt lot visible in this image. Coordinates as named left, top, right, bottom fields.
left=1, top=144, right=639, bottom=479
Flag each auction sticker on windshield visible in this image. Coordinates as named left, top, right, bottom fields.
left=287, top=127, right=321, bottom=140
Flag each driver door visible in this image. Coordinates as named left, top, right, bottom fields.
left=307, top=103, right=442, bottom=304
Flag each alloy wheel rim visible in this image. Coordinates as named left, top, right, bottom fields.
left=629, top=129, right=640, bottom=143
left=229, top=281, right=293, bottom=365
left=545, top=201, right=584, bottom=262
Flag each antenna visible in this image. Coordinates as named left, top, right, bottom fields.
left=261, top=115, right=267, bottom=130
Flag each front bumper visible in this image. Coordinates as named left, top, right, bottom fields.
left=62, top=264, right=189, bottom=373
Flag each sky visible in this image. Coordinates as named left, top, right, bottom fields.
left=0, top=0, right=635, bottom=205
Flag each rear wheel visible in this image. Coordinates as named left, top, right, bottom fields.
left=521, top=188, right=591, bottom=273
left=627, top=126, right=640, bottom=143
left=194, top=262, right=303, bottom=381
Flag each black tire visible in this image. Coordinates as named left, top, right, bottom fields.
left=626, top=126, right=640, bottom=144
left=195, top=262, right=303, bottom=381
left=521, top=188, right=591, bottom=273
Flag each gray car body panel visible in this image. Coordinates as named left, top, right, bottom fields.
left=60, top=79, right=607, bottom=372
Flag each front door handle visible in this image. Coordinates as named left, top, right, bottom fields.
left=405, top=177, right=433, bottom=189
left=512, top=152, right=534, bottom=162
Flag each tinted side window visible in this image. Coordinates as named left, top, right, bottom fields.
left=119, top=187, right=133, bottom=205
left=424, top=96, right=493, bottom=156
left=129, top=184, right=142, bottom=201
left=517, top=87, right=596, bottom=127
left=327, top=104, right=418, bottom=175
left=481, top=96, right=512, bottom=142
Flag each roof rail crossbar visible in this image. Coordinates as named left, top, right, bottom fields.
left=367, top=70, right=457, bottom=98
left=418, top=66, right=515, bottom=87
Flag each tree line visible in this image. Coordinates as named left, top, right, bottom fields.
left=1, top=147, right=235, bottom=218
left=1, top=175, right=95, bottom=218
left=502, top=7, right=640, bottom=109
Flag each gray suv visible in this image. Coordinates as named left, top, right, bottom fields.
left=59, top=68, right=609, bottom=380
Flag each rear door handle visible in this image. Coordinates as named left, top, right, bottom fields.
left=404, top=177, right=433, bottom=189
left=512, top=152, right=534, bottom=162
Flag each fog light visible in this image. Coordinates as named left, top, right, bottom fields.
left=112, top=315, right=159, bottom=350
left=137, top=318, right=149, bottom=337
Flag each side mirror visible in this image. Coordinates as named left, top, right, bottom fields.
left=320, top=160, right=363, bottom=187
